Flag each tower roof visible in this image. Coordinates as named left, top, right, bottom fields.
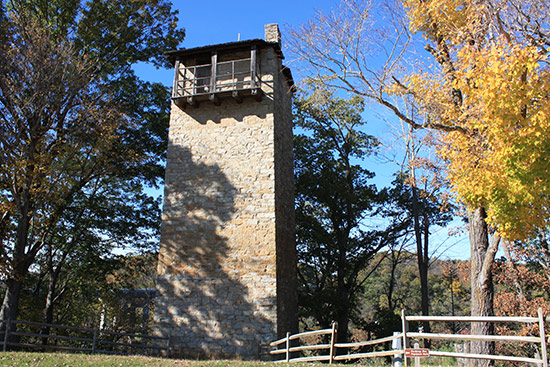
left=165, top=39, right=283, bottom=66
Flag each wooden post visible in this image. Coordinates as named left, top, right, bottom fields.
left=172, top=60, right=185, bottom=97
left=166, top=334, right=171, bottom=358
left=402, top=310, right=409, bottom=367
left=193, top=66, right=198, bottom=96
left=285, top=332, right=291, bottom=362
left=210, top=51, right=217, bottom=93
left=393, top=331, right=403, bottom=367
left=414, top=342, right=420, bottom=367
left=536, top=350, right=543, bottom=367
left=250, top=45, right=257, bottom=89
left=231, top=61, right=235, bottom=88
left=538, top=308, right=548, bottom=367
left=92, top=329, right=97, bottom=354
left=172, top=60, right=180, bottom=97
left=2, top=319, right=9, bottom=352
left=329, top=322, right=338, bottom=364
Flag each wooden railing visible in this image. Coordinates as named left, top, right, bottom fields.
left=402, top=308, right=548, bottom=367
left=270, top=308, right=548, bottom=366
left=0, top=319, right=170, bottom=357
left=269, top=322, right=403, bottom=363
left=173, top=58, right=261, bottom=98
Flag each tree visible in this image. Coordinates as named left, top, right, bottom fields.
left=357, top=249, right=416, bottom=342
left=294, top=87, right=409, bottom=341
left=433, top=260, right=471, bottom=333
left=382, top=171, right=453, bottom=338
left=0, top=0, right=184, bottom=325
left=394, top=2, right=550, bottom=361
left=36, top=178, right=160, bottom=337
left=289, top=0, right=454, bottom=337
left=290, top=1, right=550, bottom=363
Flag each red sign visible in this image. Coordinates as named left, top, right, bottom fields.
left=405, top=348, right=430, bottom=357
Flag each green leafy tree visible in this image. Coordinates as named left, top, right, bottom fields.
left=0, top=0, right=184, bottom=324
left=36, top=180, right=160, bottom=338
left=358, top=251, right=418, bottom=338
left=294, top=88, right=409, bottom=341
left=381, top=172, right=453, bottom=336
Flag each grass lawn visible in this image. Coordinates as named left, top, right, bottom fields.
left=0, top=352, right=462, bottom=366
left=0, top=352, right=331, bottom=367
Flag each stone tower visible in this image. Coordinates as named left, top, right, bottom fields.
left=154, top=24, right=297, bottom=359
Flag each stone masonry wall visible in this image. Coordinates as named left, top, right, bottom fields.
left=155, top=46, right=295, bottom=359
left=273, top=59, right=298, bottom=338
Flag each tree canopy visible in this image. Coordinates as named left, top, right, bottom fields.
left=291, top=0, right=550, bottom=243
left=395, top=0, right=550, bottom=242
left=294, top=87, right=412, bottom=340
left=0, top=0, right=184, bottom=323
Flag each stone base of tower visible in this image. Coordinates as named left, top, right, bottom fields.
left=154, top=274, right=277, bottom=359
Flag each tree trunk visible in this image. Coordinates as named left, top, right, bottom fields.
left=387, top=251, right=397, bottom=311
left=335, top=227, right=350, bottom=344
left=0, top=214, right=30, bottom=323
left=1, top=191, right=32, bottom=321
left=0, top=278, right=22, bottom=347
left=41, top=272, right=58, bottom=345
left=335, top=273, right=351, bottom=344
left=468, top=207, right=500, bottom=367
left=0, top=279, right=22, bottom=323
left=411, top=185, right=431, bottom=338
left=335, top=308, right=350, bottom=345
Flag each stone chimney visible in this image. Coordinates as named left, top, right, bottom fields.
left=264, top=23, right=281, bottom=45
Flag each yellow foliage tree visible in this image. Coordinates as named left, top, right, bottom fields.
left=396, top=1, right=550, bottom=363
left=400, top=1, right=550, bottom=242
left=395, top=1, right=550, bottom=363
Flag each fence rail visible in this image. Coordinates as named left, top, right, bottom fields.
left=402, top=308, right=548, bottom=367
left=270, top=322, right=402, bottom=363
left=0, top=319, right=170, bottom=357
left=270, top=308, right=548, bottom=366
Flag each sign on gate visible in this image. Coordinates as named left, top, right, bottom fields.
left=405, top=348, right=430, bottom=357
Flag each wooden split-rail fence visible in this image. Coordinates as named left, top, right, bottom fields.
left=270, top=308, right=549, bottom=366
left=0, top=319, right=170, bottom=357
left=270, top=322, right=403, bottom=363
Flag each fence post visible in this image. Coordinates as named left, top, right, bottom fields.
left=166, top=335, right=171, bottom=358
left=413, top=342, right=420, bottom=367
left=92, top=329, right=97, bottom=354
left=401, top=310, right=409, bottom=367
left=329, top=322, right=338, bottom=364
left=393, top=331, right=403, bottom=367
left=538, top=308, right=548, bottom=367
left=2, top=319, right=9, bottom=352
left=285, top=332, right=290, bottom=362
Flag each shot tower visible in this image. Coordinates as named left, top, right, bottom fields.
left=154, top=24, right=297, bottom=359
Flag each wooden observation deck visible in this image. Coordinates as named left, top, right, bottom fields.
left=168, top=41, right=266, bottom=108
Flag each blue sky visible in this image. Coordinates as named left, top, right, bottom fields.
left=135, top=0, right=471, bottom=260
left=174, top=0, right=336, bottom=49
left=135, top=0, right=338, bottom=86
left=136, top=0, right=337, bottom=85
